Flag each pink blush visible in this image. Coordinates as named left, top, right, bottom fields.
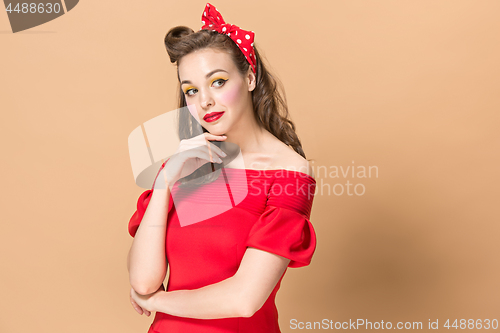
left=187, top=103, right=201, bottom=123
left=218, top=83, right=241, bottom=105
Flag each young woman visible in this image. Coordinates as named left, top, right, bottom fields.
left=127, top=3, right=317, bottom=333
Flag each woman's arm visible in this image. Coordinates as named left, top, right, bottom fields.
left=148, top=247, right=290, bottom=319
left=127, top=186, right=170, bottom=295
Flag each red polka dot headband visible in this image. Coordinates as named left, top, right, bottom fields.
left=199, top=3, right=256, bottom=74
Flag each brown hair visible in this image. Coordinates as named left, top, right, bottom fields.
left=164, top=26, right=310, bottom=185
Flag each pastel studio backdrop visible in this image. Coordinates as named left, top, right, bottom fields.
left=1, top=1, right=499, bottom=332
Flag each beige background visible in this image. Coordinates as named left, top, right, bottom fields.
left=1, top=0, right=499, bottom=332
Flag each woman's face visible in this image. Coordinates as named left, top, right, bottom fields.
left=178, top=48, right=256, bottom=136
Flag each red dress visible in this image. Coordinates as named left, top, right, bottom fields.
left=128, top=161, right=317, bottom=333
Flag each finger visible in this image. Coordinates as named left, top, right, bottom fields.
left=134, top=305, right=144, bottom=315
left=202, top=147, right=224, bottom=164
left=130, top=295, right=144, bottom=315
left=179, top=133, right=226, bottom=155
left=206, top=141, right=227, bottom=158
left=130, top=288, right=147, bottom=315
left=187, top=142, right=226, bottom=161
left=206, top=142, right=216, bottom=163
left=202, top=132, right=227, bottom=141
left=188, top=147, right=222, bottom=164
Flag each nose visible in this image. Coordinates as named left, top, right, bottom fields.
left=200, top=89, right=214, bottom=110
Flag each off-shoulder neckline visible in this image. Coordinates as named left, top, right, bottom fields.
left=160, top=160, right=316, bottom=183
left=223, top=167, right=316, bottom=183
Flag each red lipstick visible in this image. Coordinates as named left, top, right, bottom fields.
left=203, top=111, right=224, bottom=122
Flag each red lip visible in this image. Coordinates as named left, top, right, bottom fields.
left=203, top=111, right=225, bottom=122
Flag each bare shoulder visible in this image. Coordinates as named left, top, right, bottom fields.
left=272, top=141, right=315, bottom=181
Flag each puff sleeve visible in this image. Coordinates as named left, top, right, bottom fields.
left=246, top=172, right=317, bottom=268
left=128, top=160, right=173, bottom=238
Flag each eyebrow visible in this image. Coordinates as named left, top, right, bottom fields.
left=180, top=69, right=228, bottom=86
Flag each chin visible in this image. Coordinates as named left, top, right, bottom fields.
left=205, top=125, right=228, bottom=136
left=209, top=130, right=226, bottom=136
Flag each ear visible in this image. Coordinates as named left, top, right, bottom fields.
left=246, top=67, right=256, bottom=92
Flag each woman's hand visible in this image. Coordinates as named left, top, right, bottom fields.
left=159, top=132, right=227, bottom=187
left=130, top=286, right=151, bottom=316
left=130, top=284, right=165, bottom=315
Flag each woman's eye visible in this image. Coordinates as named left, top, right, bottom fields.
left=184, top=79, right=226, bottom=97
left=185, top=88, right=197, bottom=96
left=212, top=79, right=227, bottom=87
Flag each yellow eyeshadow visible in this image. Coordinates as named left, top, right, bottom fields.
left=183, top=86, right=195, bottom=94
left=211, top=77, right=228, bottom=83
left=183, top=78, right=228, bottom=94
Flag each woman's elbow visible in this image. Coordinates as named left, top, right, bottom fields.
left=129, top=264, right=167, bottom=295
left=236, top=293, right=264, bottom=318
left=130, top=277, right=164, bottom=295
left=239, top=305, right=256, bottom=318
left=240, top=301, right=265, bottom=318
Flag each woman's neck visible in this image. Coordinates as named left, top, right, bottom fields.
left=224, top=112, right=269, bottom=154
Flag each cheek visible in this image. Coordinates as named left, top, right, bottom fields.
left=218, top=84, right=242, bottom=106
left=186, top=103, right=201, bottom=122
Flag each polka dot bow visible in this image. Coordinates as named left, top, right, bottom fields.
left=200, top=3, right=256, bottom=74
